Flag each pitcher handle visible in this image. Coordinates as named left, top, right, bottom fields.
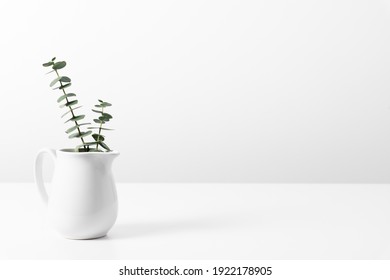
left=34, top=148, right=56, bottom=206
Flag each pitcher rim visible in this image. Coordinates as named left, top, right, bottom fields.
left=57, top=148, right=120, bottom=155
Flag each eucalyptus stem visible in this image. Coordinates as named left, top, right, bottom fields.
left=96, top=107, right=103, bottom=150
left=53, top=69, right=87, bottom=150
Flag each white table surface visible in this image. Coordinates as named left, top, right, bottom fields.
left=1, top=183, right=389, bottom=259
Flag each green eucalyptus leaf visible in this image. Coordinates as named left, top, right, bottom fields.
left=65, top=114, right=85, bottom=123
left=50, top=77, right=62, bottom=87
left=95, top=102, right=112, bottom=108
left=101, top=102, right=112, bottom=107
left=92, top=109, right=102, bottom=114
left=60, top=100, right=78, bottom=108
left=52, top=61, right=66, bottom=70
left=52, top=83, right=71, bottom=90
left=59, top=83, right=71, bottom=90
left=98, top=99, right=103, bottom=103
left=76, top=122, right=91, bottom=127
left=49, top=76, right=70, bottom=87
left=68, top=132, right=79, bottom=138
left=99, top=116, right=110, bottom=122
left=80, top=130, right=92, bottom=138
left=57, top=93, right=76, bottom=103
left=99, top=141, right=110, bottom=151
left=93, top=119, right=105, bottom=124
left=66, top=125, right=79, bottom=134
left=42, top=61, right=54, bottom=67
left=69, top=130, right=92, bottom=139
left=51, top=57, right=56, bottom=61
left=87, top=127, right=114, bottom=131
left=92, top=134, right=105, bottom=142
left=61, top=106, right=82, bottom=118
left=60, top=76, right=71, bottom=83
left=102, top=113, right=113, bottom=119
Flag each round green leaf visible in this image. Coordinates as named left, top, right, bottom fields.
left=60, top=100, right=78, bottom=108
left=77, top=122, right=91, bottom=127
left=60, top=76, right=71, bottom=83
left=95, top=102, right=112, bottom=108
left=65, top=115, right=85, bottom=123
left=61, top=106, right=82, bottom=118
left=52, top=61, right=66, bottom=70
left=99, top=141, right=110, bottom=151
left=99, top=116, right=110, bottom=122
left=102, top=102, right=112, bottom=107
left=94, top=119, right=105, bottom=124
left=66, top=125, right=79, bottom=134
left=80, top=131, right=92, bottom=138
left=87, top=127, right=114, bottom=131
left=68, top=132, right=79, bottom=138
left=57, top=93, right=76, bottom=103
left=59, top=83, right=71, bottom=90
left=69, top=130, right=92, bottom=139
left=92, top=134, right=105, bottom=142
left=102, top=113, right=113, bottom=119
left=42, top=61, right=54, bottom=67
left=50, top=77, right=62, bottom=87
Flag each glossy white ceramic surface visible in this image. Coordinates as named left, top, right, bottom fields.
left=34, top=148, right=119, bottom=239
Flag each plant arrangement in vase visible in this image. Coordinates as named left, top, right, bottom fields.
left=36, top=57, right=119, bottom=240
left=42, top=57, right=113, bottom=152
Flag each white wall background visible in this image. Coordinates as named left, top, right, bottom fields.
left=1, top=0, right=390, bottom=183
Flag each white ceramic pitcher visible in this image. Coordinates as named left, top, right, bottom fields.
left=34, top=148, right=119, bottom=239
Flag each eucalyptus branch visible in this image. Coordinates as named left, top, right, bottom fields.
left=88, top=99, right=114, bottom=152
left=53, top=69, right=87, bottom=150
left=42, top=57, right=92, bottom=151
